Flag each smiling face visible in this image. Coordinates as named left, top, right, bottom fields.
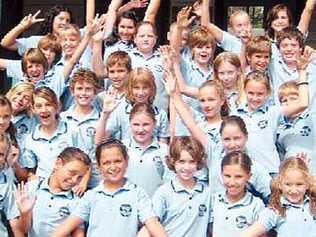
left=247, top=52, right=270, bottom=72
left=33, top=96, right=58, bottom=127
left=222, top=164, right=251, bottom=202
left=280, top=169, right=309, bottom=204
left=118, top=17, right=136, bottom=41
left=25, top=62, right=46, bottom=83
left=221, top=123, right=247, bottom=153
left=72, top=81, right=96, bottom=108
left=54, top=159, right=88, bottom=191
left=230, top=13, right=252, bottom=41
left=130, top=112, right=155, bottom=147
left=40, top=47, right=57, bottom=67
left=10, top=90, right=32, bottom=114
left=52, top=11, right=71, bottom=35
left=245, top=80, right=270, bottom=111
left=108, top=63, right=129, bottom=90
left=174, top=150, right=198, bottom=182
left=279, top=38, right=302, bottom=65
left=199, top=85, right=224, bottom=120
left=192, top=43, right=214, bottom=67
left=132, top=82, right=152, bottom=103
left=60, top=32, right=80, bottom=58
left=271, top=10, right=290, bottom=33
left=217, top=61, right=239, bottom=90
left=98, top=147, right=128, bottom=189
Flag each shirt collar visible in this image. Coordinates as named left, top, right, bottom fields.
left=171, top=177, right=204, bottom=194
left=0, top=171, right=7, bottom=184
left=128, top=136, right=160, bottom=151
left=95, top=179, right=136, bottom=196
left=63, top=105, right=100, bottom=122
left=40, top=178, right=75, bottom=199
left=237, top=102, right=269, bottom=114
left=189, top=60, right=213, bottom=79
left=280, top=195, right=309, bottom=208
left=217, top=191, right=254, bottom=209
left=32, top=121, right=68, bottom=141
left=131, top=48, right=161, bottom=60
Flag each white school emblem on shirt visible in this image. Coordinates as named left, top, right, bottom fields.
left=235, top=215, right=248, bottom=228
left=198, top=204, right=207, bottom=217
left=59, top=206, right=71, bottom=217
left=257, top=120, right=268, bottom=129
left=120, top=204, right=132, bottom=217
left=86, top=127, right=96, bottom=137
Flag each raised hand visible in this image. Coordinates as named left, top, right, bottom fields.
left=192, top=1, right=202, bottom=17
left=102, top=89, right=119, bottom=114
left=163, top=68, right=177, bottom=96
left=15, top=182, right=36, bottom=214
left=177, top=6, right=195, bottom=29
left=92, top=14, right=108, bottom=42
left=297, top=48, right=310, bottom=71
left=19, top=10, right=45, bottom=29
left=295, top=152, right=311, bottom=166
left=129, top=0, right=148, bottom=9
left=160, top=45, right=176, bottom=69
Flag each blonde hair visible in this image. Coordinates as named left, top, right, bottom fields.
left=60, top=24, right=81, bottom=38
left=278, top=80, right=299, bottom=103
left=187, top=26, right=216, bottom=51
left=244, top=70, right=271, bottom=94
left=246, top=35, right=272, bottom=57
left=229, top=10, right=251, bottom=27
left=269, top=158, right=316, bottom=217
left=6, top=82, right=35, bottom=116
left=199, top=80, right=230, bottom=117
left=126, top=68, right=156, bottom=104
left=33, top=87, right=59, bottom=111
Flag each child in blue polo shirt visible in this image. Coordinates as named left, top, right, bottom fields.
left=241, top=157, right=316, bottom=237
left=146, top=136, right=211, bottom=237
left=15, top=147, right=91, bottom=237
left=211, top=151, right=264, bottom=237
left=52, top=139, right=167, bottom=237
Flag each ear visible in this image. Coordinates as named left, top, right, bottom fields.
left=54, top=157, right=64, bottom=170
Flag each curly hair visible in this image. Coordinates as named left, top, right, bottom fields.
left=40, top=5, right=73, bottom=35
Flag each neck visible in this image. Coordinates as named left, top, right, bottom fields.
left=74, top=104, right=93, bottom=117
left=140, top=50, right=153, bottom=59
left=48, top=175, right=63, bottom=193
left=226, top=189, right=246, bottom=203
left=206, top=114, right=222, bottom=124
left=197, top=62, right=209, bottom=72
left=103, top=179, right=126, bottom=192
left=40, top=119, right=58, bottom=136
left=177, top=176, right=196, bottom=190
left=136, top=137, right=153, bottom=149
left=287, top=61, right=297, bottom=70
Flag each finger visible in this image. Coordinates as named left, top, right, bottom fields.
left=33, top=10, right=41, bottom=18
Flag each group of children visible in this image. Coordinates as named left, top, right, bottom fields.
left=0, top=0, right=315, bottom=236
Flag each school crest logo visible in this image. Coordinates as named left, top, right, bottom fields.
left=120, top=204, right=132, bottom=217
left=198, top=204, right=207, bottom=217
left=153, top=156, right=164, bottom=177
left=257, top=120, right=268, bottom=129
left=300, top=126, right=311, bottom=136
left=59, top=206, right=71, bottom=217
left=235, top=215, right=248, bottom=228
left=86, top=127, right=96, bottom=137
left=17, top=124, right=28, bottom=135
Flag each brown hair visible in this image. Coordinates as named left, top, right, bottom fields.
left=167, top=136, right=206, bottom=171
left=38, top=33, right=62, bottom=64
left=70, top=68, right=101, bottom=92
left=21, top=48, right=48, bottom=74
left=96, top=138, right=128, bottom=165
left=269, top=158, right=316, bottom=217
left=276, top=26, right=304, bottom=49
left=33, top=86, right=59, bottom=111
left=278, top=80, right=299, bottom=103
left=220, top=115, right=248, bottom=136
left=221, top=151, right=252, bottom=174
left=199, top=80, right=230, bottom=117
left=126, top=67, right=156, bottom=104
left=58, top=147, right=91, bottom=166
left=266, top=4, right=293, bottom=39
left=129, top=102, right=156, bottom=122
left=246, top=35, right=272, bottom=57
left=187, top=26, right=216, bottom=50
left=106, top=51, right=132, bottom=72
left=0, top=96, right=17, bottom=146
left=244, top=70, right=271, bottom=94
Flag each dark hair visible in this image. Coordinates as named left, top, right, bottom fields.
left=129, top=103, right=156, bottom=122
left=167, top=136, right=206, bottom=171
left=220, top=115, right=248, bottom=136
left=96, top=139, right=128, bottom=165
left=265, top=4, right=293, bottom=40
left=105, top=11, right=138, bottom=46
left=58, top=147, right=91, bottom=166
left=221, top=151, right=252, bottom=174
left=276, top=26, right=304, bottom=49
left=40, top=5, right=73, bottom=35
left=0, top=96, right=17, bottom=147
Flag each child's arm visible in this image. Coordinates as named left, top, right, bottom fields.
left=72, top=166, right=91, bottom=197
left=143, top=0, right=160, bottom=24
left=71, top=228, right=85, bottom=237
left=201, top=0, right=210, bottom=27
left=239, top=221, right=267, bottom=237
left=144, top=217, right=167, bottom=237
left=117, top=0, right=148, bottom=15
left=63, top=15, right=102, bottom=80
left=0, top=10, right=44, bottom=51
left=297, top=0, right=316, bottom=36
left=281, top=53, right=309, bottom=117
left=0, top=58, right=8, bottom=70
left=106, top=0, right=123, bottom=37
left=86, top=0, right=96, bottom=25
left=51, top=216, right=84, bottom=237
left=94, top=90, right=119, bottom=145
left=164, top=68, right=208, bottom=147
left=7, top=145, right=29, bottom=182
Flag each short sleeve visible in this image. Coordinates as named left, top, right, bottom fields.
left=20, top=148, right=37, bottom=169
left=48, top=69, right=66, bottom=98
left=258, top=207, right=279, bottom=231
left=72, top=191, right=92, bottom=222
left=156, top=109, right=170, bottom=138
left=218, top=31, right=242, bottom=54
left=6, top=60, right=23, bottom=85
left=136, top=187, right=155, bottom=224
left=152, top=188, right=167, bottom=221
left=16, top=36, right=42, bottom=55
left=3, top=183, right=20, bottom=220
